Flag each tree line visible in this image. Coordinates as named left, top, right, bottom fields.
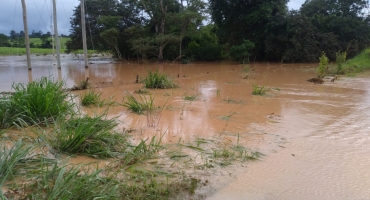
left=0, top=30, right=69, bottom=48
left=3, top=0, right=369, bottom=63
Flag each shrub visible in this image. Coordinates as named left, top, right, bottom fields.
left=317, top=52, right=329, bottom=78
left=336, top=50, right=347, bottom=74
left=229, top=39, right=255, bottom=63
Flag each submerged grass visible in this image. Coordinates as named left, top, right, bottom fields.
left=143, top=70, right=178, bottom=89
left=252, top=85, right=269, bottom=95
left=80, top=90, right=115, bottom=107
left=183, top=93, right=200, bottom=101
left=5, top=164, right=121, bottom=200
left=43, top=114, right=126, bottom=158
left=123, top=93, right=156, bottom=114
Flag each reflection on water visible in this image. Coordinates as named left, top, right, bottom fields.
left=1, top=56, right=370, bottom=199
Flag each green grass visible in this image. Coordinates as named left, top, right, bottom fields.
left=0, top=47, right=57, bottom=55
left=143, top=70, right=178, bottom=89
left=341, top=48, right=370, bottom=74
left=123, top=93, right=156, bottom=114
left=0, top=95, right=17, bottom=129
left=1, top=77, right=74, bottom=127
left=81, top=91, right=105, bottom=106
left=5, top=164, right=121, bottom=200
left=43, top=114, right=125, bottom=158
left=0, top=140, right=55, bottom=185
left=252, top=85, right=269, bottom=95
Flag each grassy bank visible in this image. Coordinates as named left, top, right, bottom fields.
left=341, top=48, right=370, bottom=74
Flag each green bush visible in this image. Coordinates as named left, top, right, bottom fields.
left=317, top=52, right=329, bottom=78
left=229, top=39, right=255, bottom=63
left=336, top=50, right=347, bottom=74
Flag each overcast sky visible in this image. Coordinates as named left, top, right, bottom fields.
left=0, top=0, right=305, bottom=36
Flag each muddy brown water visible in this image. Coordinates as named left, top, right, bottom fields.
left=1, top=55, right=370, bottom=199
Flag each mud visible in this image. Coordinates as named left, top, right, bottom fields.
left=1, top=55, right=370, bottom=199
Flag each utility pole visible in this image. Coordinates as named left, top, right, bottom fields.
left=81, top=0, right=88, bottom=68
left=21, top=0, right=31, bottom=70
left=52, top=0, right=61, bottom=69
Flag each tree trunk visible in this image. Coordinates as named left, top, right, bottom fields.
left=158, top=46, right=164, bottom=62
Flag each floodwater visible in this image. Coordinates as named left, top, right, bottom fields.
left=1, top=54, right=370, bottom=199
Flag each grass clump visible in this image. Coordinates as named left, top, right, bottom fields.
left=123, top=93, right=156, bottom=114
left=0, top=95, right=17, bottom=129
left=0, top=140, right=55, bottom=185
left=252, top=85, right=269, bottom=95
left=80, top=90, right=105, bottom=106
left=0, top=140, right=32, bottom=182
left=5, top=77, right=74, bottom=126
left=44, top=114, right=126, bottom=158
left=5, top=164, right=121, bottom=200
left=143, top=70, right=177, bottom=89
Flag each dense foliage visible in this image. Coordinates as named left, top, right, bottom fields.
left=10, top=0, right=366, bottom=63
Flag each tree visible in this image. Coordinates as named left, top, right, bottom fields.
left=209, top=0, right=288, bottom=59
left=229, top=39, right=255, bottom=63
left=9, top=30, right=18, bottom=40
left=66, top=0, right=142, bottom=58
left=0, top=33, right=10, bottom=47
left=98, top=15, right=123, bottom=58
left=136, top=0, right=181, bottom=61
left=167, top=0, right=206, bottom=61
left=300, top=0, right=370, bottom=58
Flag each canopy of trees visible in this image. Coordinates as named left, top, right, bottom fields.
left=64, top=0, right=370, bottom=62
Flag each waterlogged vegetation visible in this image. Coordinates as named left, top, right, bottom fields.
left=43, top=114, right=125, bottom=158
left=252, top=85, right=269, bottom=96
left=0, top=77, right=73, bottom=128
left=123, top=92, right=156, bottom=114
left=143, top=70, right=178, bottom=89
left=0, top=76, right=265, bottom=199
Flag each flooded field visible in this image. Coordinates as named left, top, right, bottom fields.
left=1, top=55, right=370, bottom=199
